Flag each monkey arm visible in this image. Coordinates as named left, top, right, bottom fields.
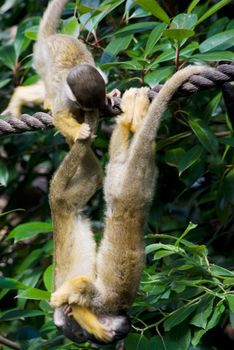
left=53, top=111, right=87, bottom=145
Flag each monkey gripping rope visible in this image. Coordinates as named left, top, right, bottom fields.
left=0, top=64, right=234, bottom=136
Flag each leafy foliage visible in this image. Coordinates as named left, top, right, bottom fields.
left=0, top=0, right=234, bottom=349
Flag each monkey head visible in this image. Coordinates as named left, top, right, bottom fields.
left=54, top=307, right=131, bottom=346
left=66, top=64, right=106, bottom=111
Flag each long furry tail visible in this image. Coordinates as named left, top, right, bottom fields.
left=38, top=0, right=68, bottom=39
left=143, top=65, right=212, bottom=140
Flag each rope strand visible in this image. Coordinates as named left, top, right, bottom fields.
left=0, top=64, right=233, bottom=136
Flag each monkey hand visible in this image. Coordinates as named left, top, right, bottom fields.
left=50, top=276, right=95, bottom=308
left=119, top=87, right=150, bottom=133
left=75, top=123, right=91, bottom=140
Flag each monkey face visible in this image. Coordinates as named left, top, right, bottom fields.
left=54, top=308, right=130, bottom=345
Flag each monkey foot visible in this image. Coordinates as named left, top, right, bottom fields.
left=120, top=87, right=150, bottom=133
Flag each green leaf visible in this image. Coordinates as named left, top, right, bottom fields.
left=190, top=296, right=214, bottom=328
left=175, top=222, right=197, bottom=246
left=24, top=25, right=39, bottom=41
left=156, top=131, right=190, bottom=151
left=23, top=75, right=40, bottom=86
left=0, top=45, right=16, bottom=70
left=0, top=277, right=27, bottom=290
left=192, top=301, right=225, bottom=346
left=0, top=309, right=44, bottom=321
left=17, top=288, right=50, bottom=300
left=226, top=295, right=234, bottom=312
left=164, top=302, right=199, bottom=331
left=114, top=21, right=157, bottom=36
left=0, top=78, right=11, bottom=88
left=210, top=264, right=234, bottom=277
left=81, top=0, right=125, bottom=32
left=178, top=145, right=203, bottom=175
left=0, top=0, right=18, bottom=14
left=188, top=118, right=219, bottom=155
left=101, top=35, right=133, bottom=64
left=154, top=48, right=175, bottom=64
left=187, top=0, right=201, bottom=14
left=16, top=249, right=42, bottom=273
left=145, top=66, right=174, bottom=87
left=180, top=42, right=199, bottom=57
left=196, top=0, right=231, bottom=25
left=192, top=51, right=234, bottom=61
left=146, top=243, right=185, bottom=255
left=170, top=13, right=197, bottom=30
left=134, top=0, right=170, bottom=24
left=0, top=160, right=9, bottom=187
left=200, top=29, right=234, bottom=52
left=164, top=29, right=194, bottom=42
left=145, top=23, right=167, bottom=56
left=125, top=333, right=149, bottom=350
left=224, top=278, right=234, bottom=286
left=8, top=221, right=52, bottom=242
left=164, top=148, right=186, bottom=167
left=77, top=4, right=100, bottom=15
left=150, top=327, right=191, bottom=350
left=14, top=21, right=31, bottom=57
left=43, top=265, right=54, bottom=293
left=62, top=17, right=80, bottom=37
left=153, top=250, right=176, bottom=260
left=219, top=136, right=234, bottom=147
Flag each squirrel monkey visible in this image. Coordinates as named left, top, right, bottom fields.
left=33, top=0, right=108, bottom=144
left=49, top=65, right=212, bottom=345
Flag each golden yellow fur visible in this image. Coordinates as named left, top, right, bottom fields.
left=50, top=66, right=213, bottom=343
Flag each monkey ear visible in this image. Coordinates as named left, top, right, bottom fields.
left=65, top=81, right=77, bottom=102
left=96, top=68, right=108, bottom=84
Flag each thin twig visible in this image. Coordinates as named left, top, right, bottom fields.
left=0, top=335, right=20, bottom=350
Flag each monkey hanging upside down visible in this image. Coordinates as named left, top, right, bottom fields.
left=49, top=65, right=210, bottom=345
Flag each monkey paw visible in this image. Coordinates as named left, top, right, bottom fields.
left=50, top=290, right=69, bottom=308
left=75, top=123, right=91, bottom=140
left=50, top=276, right=94, bottom=308
left=120, top=87, right=149, bottom=133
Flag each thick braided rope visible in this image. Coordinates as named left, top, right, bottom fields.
left=0, top=64, right=233, bottom=136
left=0, top=112, right=53, bottom=136
left=149, top=64, right=234, bottom=96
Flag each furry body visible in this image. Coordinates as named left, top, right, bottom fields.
left=50, top=66, right=211, bottom=343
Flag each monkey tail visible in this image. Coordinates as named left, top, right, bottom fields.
left=142, top=65, right=212, bottom=141
left=38, top=0, right=69, bottom=39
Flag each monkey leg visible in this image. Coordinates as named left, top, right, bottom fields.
left=50, top=141, right=102, bottom=286
left=50, top=140, right=111, bottom=342
left=50, top=140, right=102, bottom=210
left=1, top=80, right=45, bottom=117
